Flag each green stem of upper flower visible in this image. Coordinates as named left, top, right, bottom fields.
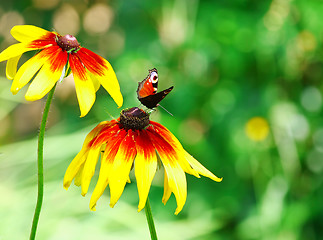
left=144, top=197, right=158, bottom=240
left=30, top=84, right=57, bottom=240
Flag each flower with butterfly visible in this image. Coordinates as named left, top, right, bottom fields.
left=64, top=106, right=222, bottom=214
left=0, top=25, right=123, bottom=117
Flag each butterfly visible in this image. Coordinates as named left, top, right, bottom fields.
left=137, top=68, right=174, bottom=109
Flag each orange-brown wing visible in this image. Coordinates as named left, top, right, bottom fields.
left=137, top=68, right=158, bottom=98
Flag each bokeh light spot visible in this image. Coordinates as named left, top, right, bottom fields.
left=306, top=150, right=323, bottom=174
left=32, top=0, right=60, bottom=10
left=83, top=3, right=114, bottom=34
left=313, top=129, right=323, bottom=152
left=183, top=50, right=208, bottom=78
left=245, top=117, right=270, bottom=142
left=53, top=4, right=80, bottom=36
left=98, top=31, right=125, bottom=57
left=211, top=88, right=235, bottom=116
left=263, top=0, right=290, bottom=31
left=0, top=11, right=24, bottom=40
left=270, top=102, right=298, bottom=128
left=301, top=86, right=322, bottom=112
left=179, top=118, right=206, bottom=145
left=289, top=114, right=309, bottom=141
left=158, top=1, right=189, bottom=48
left=297, top=31, right=316, bottom=52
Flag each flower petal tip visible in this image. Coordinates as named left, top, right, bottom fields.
left=63, top=177, right=71, bottom=189
left=174, top=205, right=184, bottom=215
left=137, top=203, right=145, bottom=212
left=116, top=101, right=123, bottom=108
left=90, top=204, right=96, bottom=211
left=74, top=182, right=81, bottom=187
left=10, top=87, right=20, bottom=95
left=214, top=177, right=223, bottom=182
left=7, top=75, right=14, bottom=80
left=81, top=192, right=87, bottom=197
left=115, top=96, right=123, bottom=108
left=79, top=105, right=92, bottom=117
left=109, top=202, right=116, bottom=208
left=25, top=95, right=39, bottom=101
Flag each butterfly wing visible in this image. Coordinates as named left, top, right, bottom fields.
left=137, top=68, right=158, bottom=98
left=137, top=68, right=173, bottom=109
left=139, top=86, right=174, bottom=109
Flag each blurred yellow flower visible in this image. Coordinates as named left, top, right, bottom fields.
left=0, top=25, right=123, bottom=117
left=245, top=117, right=269, bottom=141
left=64, top=107, right=222, bottom=214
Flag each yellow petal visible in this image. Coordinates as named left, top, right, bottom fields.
left=135, top=131, right=158, bottom=212
left=25, top=49, right=67, bottom=101
left=73, top=72, right=96, bottom=117
left=88, top=71, right=101, bottom=92
left=81, top=145, right=102, bottom=196
left=162, top=170, right=172, bottom=204
left=63, top=150, right=89, bottom=190
left=127, top=176, right=131, bottom=183
left=25, top=63, right=62, bottom=100
left=146, top=126, right=188, bottom=214
left=64, top=121, right=109, bottom=190
left=11, top=25, right=51, bottom=42
left=89, top=131, right=126, bottom=210
left=97, top=58, right=123, bottom=108
left=74, top=163, right=85, bottom=187
left=150, top=123, right=200, bottom=177
left=0, top=42, right=34, bottom=62
left=109, top=132, right=136, bottom=208
left=184, top=151, right=223, bottom=182
left=80, top=121, right=109, bottom=150
left=6, top=54, right=22, bottom=80
left=11, top=53, right=47, bottom=95
left=69, top=53, right=96, bottom=117
left=135, top=156, right=157, bottom=211
left=163, top=162, right=187, bottom=215
left=76, top=48, right=123, bottom=108
left=89, top=156, right=110, bottom=211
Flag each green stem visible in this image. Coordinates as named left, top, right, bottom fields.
left=29, top=85, right=56, bottom=240
left=144, top=197, right=158, bottom=240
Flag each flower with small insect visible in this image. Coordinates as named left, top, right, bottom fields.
left=64, top=107, right=222, bottom=214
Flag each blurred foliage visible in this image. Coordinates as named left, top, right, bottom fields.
left=1, top=0, right=323, bottom=239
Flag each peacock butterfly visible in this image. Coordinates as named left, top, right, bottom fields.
left=137, top=68, right=173, bottom=109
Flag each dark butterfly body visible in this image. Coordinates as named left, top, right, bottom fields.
left=137, top=68, right=173, bottom=109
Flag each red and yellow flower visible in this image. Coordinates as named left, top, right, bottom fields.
left=0, top=25, right=123, bottom=117
left=64, top=107, right=222, bottom=214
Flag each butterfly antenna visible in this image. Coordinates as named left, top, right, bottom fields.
left=158, top=104, right=173, bottom=116
left=104, top=109, right=117, bottom=121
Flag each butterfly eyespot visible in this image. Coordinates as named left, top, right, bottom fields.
left=150, top=72, right=158, bottom=83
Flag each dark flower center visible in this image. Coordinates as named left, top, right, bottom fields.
left=56, top=34, right=80, bottom=52
left=120, top=107, right=150, bottom=130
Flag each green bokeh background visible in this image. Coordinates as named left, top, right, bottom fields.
left=0, top=0, right=323, bottom=239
